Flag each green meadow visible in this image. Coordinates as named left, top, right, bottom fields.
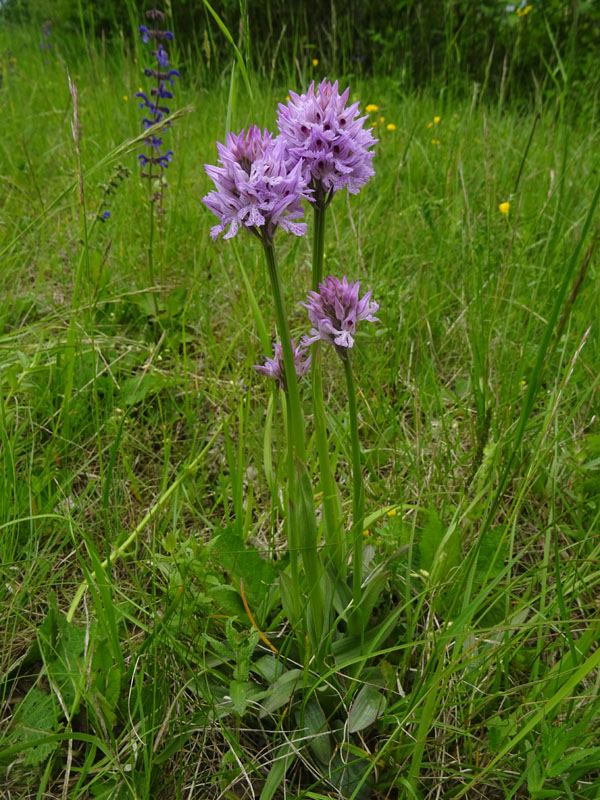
left=1, top=3, right=599, bottom=798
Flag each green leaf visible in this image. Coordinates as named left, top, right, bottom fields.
left=37, top=601, right=87, bottom=714
left=259, top=669, right=302, bottom=716
left=279, top=571, right=301, bottom=627
left=120, top=371, right=165, bottom=406
left=303, top=697, right=332, bottom=764
left=328, top=750, right=375, bottom=800
left=259, top=737, right=298, bottom=800
left=474, top=526, right=508, bottom=585
left=91, top=640, right=121, bottom=728
left=348, top=684, right=386, bottom=733
left=210, top=583, right=245, bottom=617
left=251, top=654, right=280, bottom=683
left=229, top=680, right=249, bottom=716
left=212, top=528, right=278, bottom=607
left=290, top=459, right=326, bottom=646
left=12, top=687, right=60, bottom=766
left=354, top=567, right=389, bottom=630
left=418, top=509, right=444, bottom=573
left=419, top=509, right=461, bottom=582
left=165, top=286, right=188, bottom=318
left=547, top=747, right=600, bottom=778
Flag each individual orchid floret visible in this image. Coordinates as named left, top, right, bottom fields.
left=202, top=126, right=312, bottom=242
left=302, top=275, right=379, bottom=356
left=254, top=339, right=312, bottom=390
left=276, top=78, right=377, bottom=201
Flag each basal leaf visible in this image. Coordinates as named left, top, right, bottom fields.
left=12, top=687, right=60, bottom=766
left=259, top=669, right=302, bottom=716
left=348, top=684, right=386, bottom=733
left=212, top=528, right=278, bottom=606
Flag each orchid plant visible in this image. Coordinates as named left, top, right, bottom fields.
left=202, top=79, right=388, bottom=795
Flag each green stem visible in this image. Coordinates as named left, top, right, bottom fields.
left=312, top=189, right=327, bottom=290
left=147, top=166, right=160, bottom=321
left=311, top=196, right=344, bottom=574
left=344, top=356, right=364, bottom=610
left=284, top=392, right=299, bottom=595
left=262, top=236, right=325, bottom=653
left=312, top=347, right=344, bottom=575
left=261, top=238, right=306, bottom=462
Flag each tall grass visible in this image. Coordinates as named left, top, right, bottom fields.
left=0, top=13, right=599, bottom=800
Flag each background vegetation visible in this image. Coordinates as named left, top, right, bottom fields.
left=3, top=0, right=600, bottom=102
left=0, top=1, right=599, bottom=798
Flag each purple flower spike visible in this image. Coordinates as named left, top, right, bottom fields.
left=254, top=339, right=312, bottom=390
left=277, top=78, right=377, bottom=197
left=202, top=126, right=312, bottom=242
left=302, top=275, right=379, bottom=355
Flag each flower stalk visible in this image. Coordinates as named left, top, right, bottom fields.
left=343, top=355, right=365, bottom=615
left=262, top=238, right=326, bottom=649
left=311, top=198, right=344, bottom=576
left=261, top=238, right=306, bottom=462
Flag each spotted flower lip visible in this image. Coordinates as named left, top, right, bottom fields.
left=254, top=339, right=312, bottom=389
left=302, top=275, right=379, bottom=352
left=202, top=126, right=312, bottom=242
left=276, top=78, right=377, bottom=197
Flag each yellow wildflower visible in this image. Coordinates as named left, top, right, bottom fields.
left=434, top=115, right=441, bottom=124
left=431, top=139, right=441, bottom=145
left=427, top=121, right=433, bottom=129
left=123, top=95, right=128, bottom=101
left=312, top=58, right=319, bottom=67
left=516, top=5, right=532, bottom=16
left=386, top=123, right=396, bottom=131
left=379, top=116, right=385, bottom=122
left=372, top=121, right=378, bottom=127
left=499, top=201, right=510, bottom=215
left=365, top=104, right=379, bottom=113
left=386, top=508, right=397, bottom=516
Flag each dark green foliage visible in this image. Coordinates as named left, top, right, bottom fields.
left=4, top=0, right=600, bottom=103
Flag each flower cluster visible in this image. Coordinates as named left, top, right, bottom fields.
left=136, top=8, right=179, bottom=199
left=276, top=79, right=377, bottom=197
left=302, top=275, right=379, bottom=355
left=203, top=77, right=378, bottom=239
left=203, top=127, right=312, bottom=242
left=254, top=339, right=311, bottom=389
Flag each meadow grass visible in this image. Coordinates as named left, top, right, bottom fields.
left=0, top=19, right=599, bottom=800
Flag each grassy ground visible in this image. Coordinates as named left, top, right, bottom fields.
left=1, top=21, right=599, bottom=800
